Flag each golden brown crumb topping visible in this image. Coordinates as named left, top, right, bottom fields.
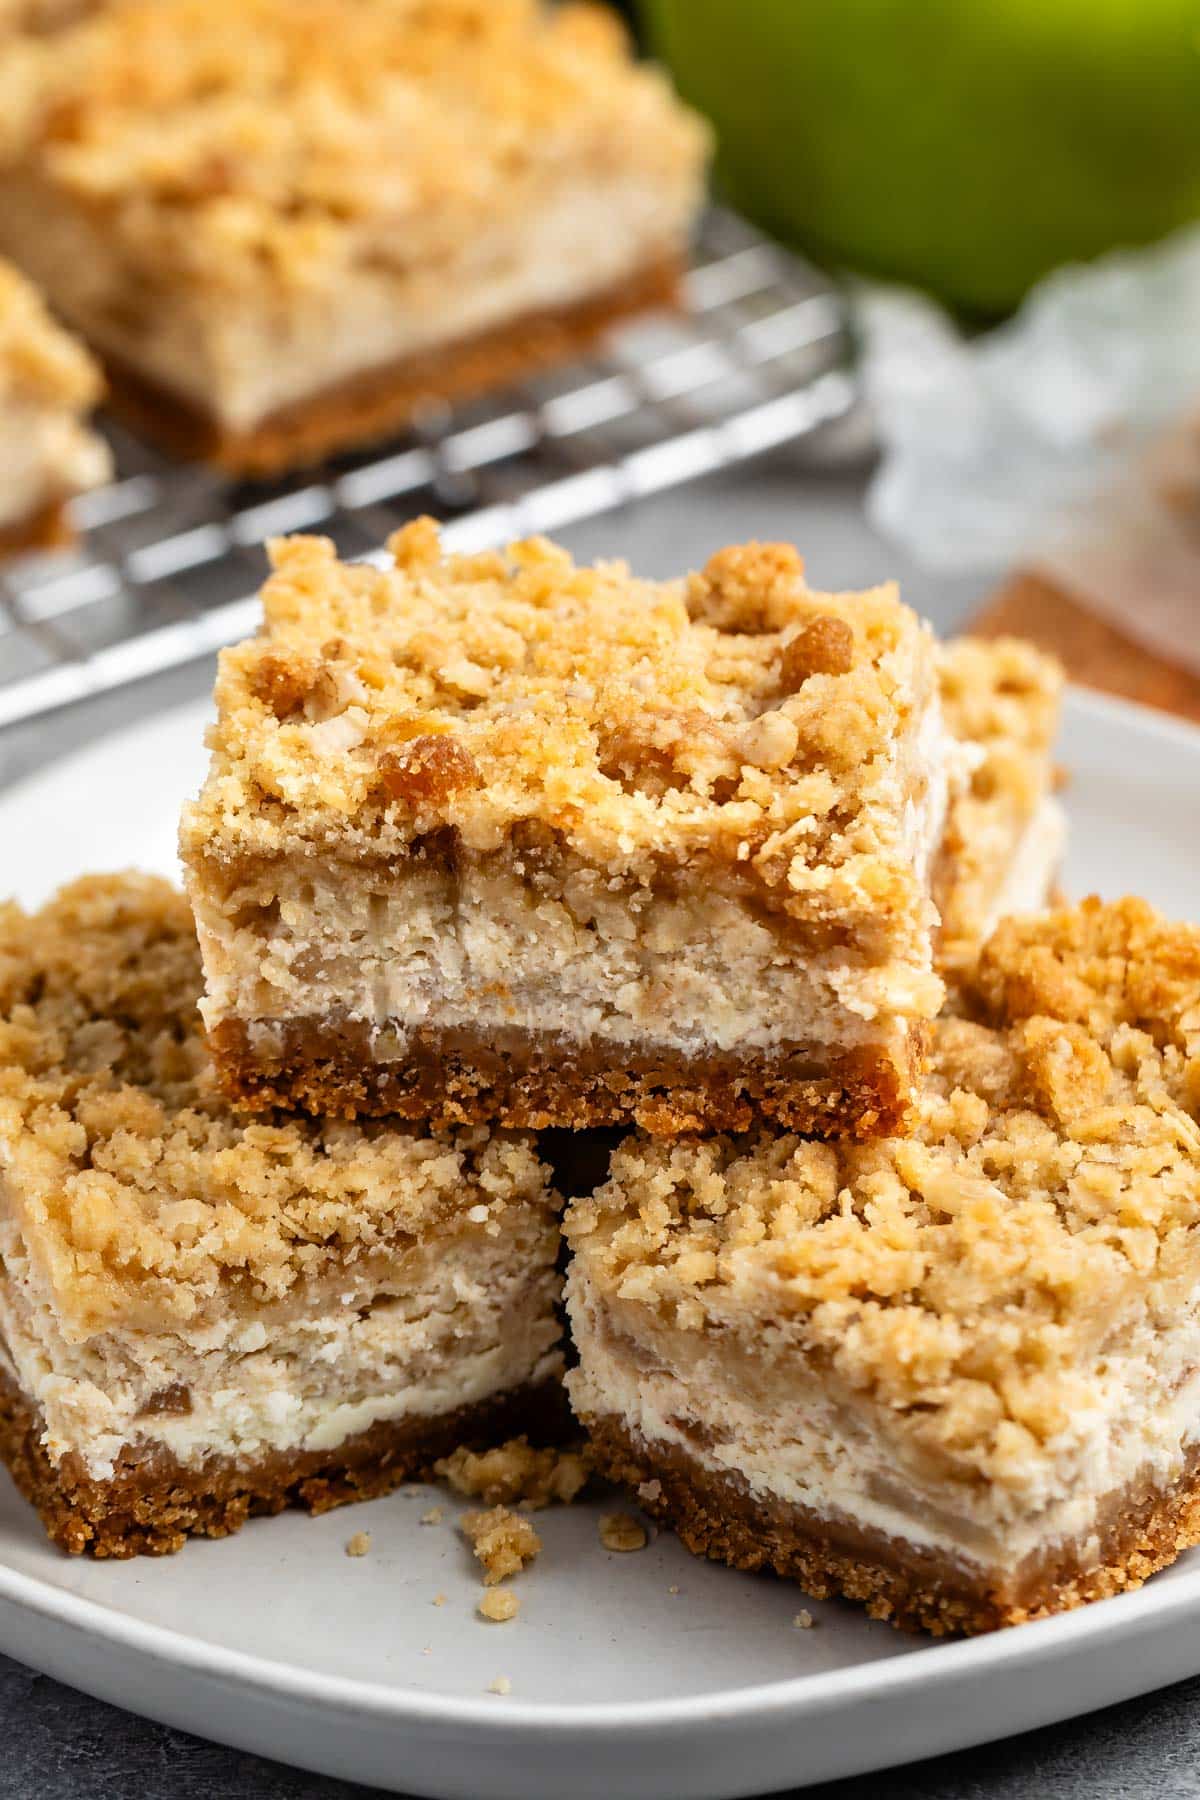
left=0, top=256, right=102, bottom=410
left=0, top=0, right=706, bottom=292
left=937, top=637, right=1064, bottom=967
left=0, top=873, right=553, bottom=1334
left=182, top=523, right=943, bottom=939
left=566, top=899, right=1200, bottom=1478
left=434, top=1436, right=590, bottom=1509
left=460, top=1504, right=541, bottom=1583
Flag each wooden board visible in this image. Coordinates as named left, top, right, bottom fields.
left=970, top=572, right=1200, bottom=725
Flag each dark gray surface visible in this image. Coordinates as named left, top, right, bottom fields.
left=3, top=1646, right=1200, bottom=1800
left=4, top=464, right=1190, bottom=1800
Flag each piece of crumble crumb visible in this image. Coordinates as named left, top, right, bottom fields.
left=435, top=1437, right=591, bottom=1509
left=793, top=1610, right=815, bottom=1630
left=599, top=1512, right=647, bottom=1553
left=667, top=1585, right=680, bottom=1596
left=344, top=1531, right=371, bottom=1557
left=488, top=1676, right=512, bottom=1696
left=636, top=1479, right=663, bottom=1504
left=420, top=1505, right=443, bottom=1526
left=478, top=1588, right=521, bottom=1623
left=460, top=1506, right=542, bottom=1584
left=432, top=1592, right=446, bottom=1607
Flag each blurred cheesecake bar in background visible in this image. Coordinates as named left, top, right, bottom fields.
left=181, top=525, right=957, bottom=1141
left=0, top=875, right=564, bottom=1556
left=937, top=636, right=1066, bottom=975
left=0, top=259, right=110, bottom=555
left=566, top=898, right=1200, bottom=1634
left=0, top=0, right=708, bottom=475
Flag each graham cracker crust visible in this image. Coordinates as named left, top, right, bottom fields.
left=583, top=1413, right=1200, bottom=1636
left=100, top=257, right=682, bottom=477
left=0, top=1368, right=567, bottom=1559
left=0, top=496, right=73, bottom=556
left=208, top=1017, right=921, bottom=1139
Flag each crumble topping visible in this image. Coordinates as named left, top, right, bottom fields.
left=434, top=1435, right=590, bottom=1509
left=0, top=256, right=102, bottom=410
left=184, top=523, right=942, bottom=934
left=344, top=1531, right=371, bottom=1558
left=0, top=873, right=553, bottom=1332
left=937, top=636, right=1064, bottom=965
left=459, top=1504, right=541, bottom=1583
left=0, top=0, right=707, bottom=293
left=565, top=899, right=1200, bottom=1484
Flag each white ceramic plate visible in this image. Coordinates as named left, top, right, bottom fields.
left=0, top=684, right=1197, bottom=1800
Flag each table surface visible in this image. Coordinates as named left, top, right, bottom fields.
left=3, top=459, right=1198, bottom=1800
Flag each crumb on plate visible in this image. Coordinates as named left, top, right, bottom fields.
left=460, top=1505, right=542, bottom=1584
left=599, top=1512, right=647, bottom=1553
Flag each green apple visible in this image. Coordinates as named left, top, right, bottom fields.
left=640, top=0, right=1200, bottom=314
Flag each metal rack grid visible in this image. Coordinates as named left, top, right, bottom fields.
left=0, top=210, right=857, bottom=731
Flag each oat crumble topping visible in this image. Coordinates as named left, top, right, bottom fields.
left=565, top=899, right=1200, bottom=1487
left=460, top=1504, right=541, bottom=1583
left=0, top=873, right=553, bottom=1333
left=434, top=1436, right=590, bottom=1509
left=184, top=524, right=942, bottom=943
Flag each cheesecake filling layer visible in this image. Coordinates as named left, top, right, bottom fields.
left=196, top=860, right=929, bottom=1063
left=0, top=1216, right=561, bottom=1482
left=566, top=1277, right=1200, bottom=1579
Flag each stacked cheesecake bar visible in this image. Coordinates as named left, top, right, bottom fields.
left=180, top=531, right=959, bottom=1138
left=0, top=874, right=564, bottom=1555
left=567, top=899, right=1200, bottom=1632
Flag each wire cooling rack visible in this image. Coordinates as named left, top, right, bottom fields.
left=0, top=210, right=857, bottom=731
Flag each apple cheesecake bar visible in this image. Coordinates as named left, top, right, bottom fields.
left=936, top=635, right=1065, bottom=973
left=566, top=897, right=1200, bottom=1634
left=182, top=524, right=956, bottom=1139
left=0, top=0, right=707, bottom=475
left=0, top=874, right=563, bottom=1557
left=0, top=258, right=110, bottom=554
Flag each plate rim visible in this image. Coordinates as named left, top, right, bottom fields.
left=3, top=1542, right=1200, bottom=1735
